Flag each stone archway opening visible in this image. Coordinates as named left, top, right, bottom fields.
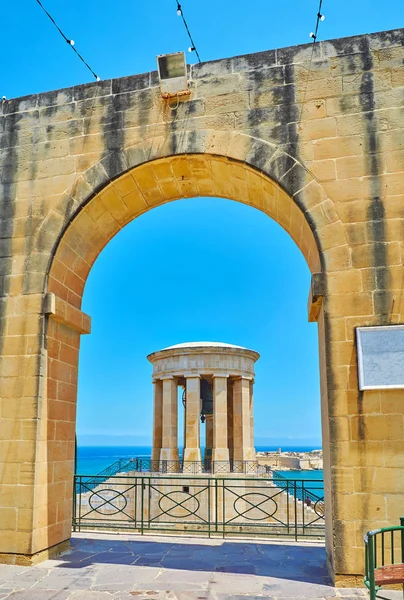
left=43, top=153, right=330, bottom=566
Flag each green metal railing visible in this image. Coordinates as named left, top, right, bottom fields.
left=75, top=458, right=139, bottom=493
left=73, top=473, right=325, bottom=540
left=364, top=517, right=404, bottom=600
left=273, top=471, right=325, bottom=516
left=76, top=459, right=266, bottom=495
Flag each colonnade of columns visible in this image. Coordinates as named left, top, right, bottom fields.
left=151, top=374, right=256, bottom=467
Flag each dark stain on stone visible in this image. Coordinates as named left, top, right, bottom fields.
left=100, top=92, right=126, bottom=180
left=359, top=39, right=391, bottom=319
left=0, top=110, right=20, bottom=355
left=111, top=73, right=150, bottom=96
left=22, top=114, right=42, bottom=294
left=247, top=143, right=276, bottom=171
left=356, top=390, right=366, bottom=441
left=274, top=66, right=300, bottom=160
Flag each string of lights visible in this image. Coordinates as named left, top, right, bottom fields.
left=34, top=0, right=100, bottom=81
left=176, top=1, right=201, bottom=63
left=309, top=0, right=325, bottom=42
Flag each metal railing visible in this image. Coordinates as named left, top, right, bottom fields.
left=77, top=458, right=139, bottom=493
left=73, top=473, right=325, bottom=540
left=135, top=459, right=263, bottom=475
left=273, top=471, right=325, bottom=516
left=364, top=517, right=404, bottom=600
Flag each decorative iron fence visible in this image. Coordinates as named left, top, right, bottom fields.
left=73, top=473, right=325, bottom=540
left=75, top=460, right=267, bottom=494
left=135, top=459, right=263, bottom=475
left=273, top=471, right=325, bottom=516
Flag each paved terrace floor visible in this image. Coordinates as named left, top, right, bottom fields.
left=0, top=533, right=401, bottom=600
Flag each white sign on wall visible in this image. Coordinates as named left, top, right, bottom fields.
left=356, top=325, right=404, bottom=390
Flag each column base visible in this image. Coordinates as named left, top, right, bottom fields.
left=0, top=539, right=70, bottom=566
left=183, top=448, right=202, bottom=463
left=159, top=448, right=180, bottom=473
left=159, top=448, right=179, bottom=461
left=233, top=448, right=256, bottom=461
left=212, top=448, right=230, bottom=472
left=151, top=448, right=161, bottom=470
left=233, top=448, right=256, bottom=473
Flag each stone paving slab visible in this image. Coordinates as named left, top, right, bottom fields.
left=0, top=532, right=401, bottom=599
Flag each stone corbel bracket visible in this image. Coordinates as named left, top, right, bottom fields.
left=308, top=273, right=324, bottom=323
left=43, top=292, right=91, bottom=334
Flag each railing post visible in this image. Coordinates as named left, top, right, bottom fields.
left=78, top=476, right=82, bottom=532
left=401, top=516, right=404, bottom=563
left=72, top=475, right=76, bottom=532
left=368, top=535, right=376, bottom=600
left=208, top=477, right=211, bottom=538
left=141, top=476, right=144, bottom=535
left=294, top=480, right=298, bottom=542
left=222, top=478, right=225, bottom=539
left=215, top=477, right=218, bottom=533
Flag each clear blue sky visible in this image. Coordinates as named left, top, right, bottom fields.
left=3, top=1, right=403, bottom=446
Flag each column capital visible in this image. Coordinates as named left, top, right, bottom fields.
left=212, top=373, right=230, bottom=379
left=183, top=373, right=201, bottom=379
left=234, top=375, right=254, bottom=381
left=159, top=375, right=175, bottom=380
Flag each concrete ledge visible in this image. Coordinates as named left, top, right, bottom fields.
left=44, top=292, right=91, bottom=334
left=0, top=538, right=70, bottom=566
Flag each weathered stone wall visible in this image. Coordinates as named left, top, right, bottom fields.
left=0, top=27, right=403, bottom=581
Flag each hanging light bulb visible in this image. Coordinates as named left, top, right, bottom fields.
left=176, top=3, right=182, bottom=16
left=68, top=39, right=75, bottom=46
left=309, top=32, right=316, bottom=39
left=188, top=46, right=195, bottom=53
left=96, top=76, right=101, bottom=82
left=318, top=13, right=325, bottom=21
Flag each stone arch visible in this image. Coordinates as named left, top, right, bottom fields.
left=41, top=149, right=341, bottom=572
left=45, top=138, right=347, bottom=307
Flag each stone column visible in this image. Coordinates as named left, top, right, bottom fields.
left=205, top=415, right=213, bottom=462
left=183, top=376, right=202, bottom=463
left=212, top=375, right=230, bottom=471
left=151, top=379, right=163, bottom=466
left=160, top=377, right=179, bottom=462
left=250, top=380, right=255, bottom=451
left=233, top=377, right=255, bottom=469
left=227, top=379, right=234, bottom=462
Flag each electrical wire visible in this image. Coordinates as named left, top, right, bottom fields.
left=309, top=0, right=325, bottom=42
left=176, top=1, right=201, bottom=63
left=34, top=0, right=100, bottom=81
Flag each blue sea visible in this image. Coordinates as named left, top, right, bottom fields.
left=272, top=469, right=324, bottom=498
left=76, top=445, right=323, bottom=476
